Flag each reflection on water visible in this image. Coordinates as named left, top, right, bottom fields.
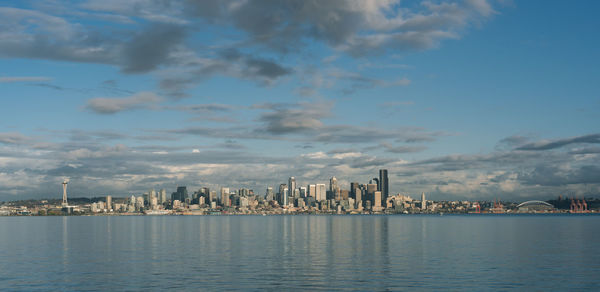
left=1, top=215, right=600, bottom=290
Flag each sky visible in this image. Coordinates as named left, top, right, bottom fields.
left=0, top=0, right=599, bottom=202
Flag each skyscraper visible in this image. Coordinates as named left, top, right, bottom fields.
left=299, top=187, right=307, bottom=198
left=159, top=189, right=167, bottom=204
left=329, top=177, right=340, bottom=200
left=288, top=177, right=296, bottom=203
left=316, top=184, right=326, bottom=201
left=106, top=195, right=112, bottom=211
left=329, top=177, right=338, bottom=192
left=265, top=187, right=274, bottom=201
left=354, top=188, right=362, bottom=209
left=278, top=183, right=287, bottom=206
left=379, top=169, right=389, bottom=203
left=172, top=186, right=188, bottom=202
left=221, top=187, right=230, bottom=207
left=373, top=191, right=382, bottom=211
left=350, top=182, right=359, bottom=199
left=308, top=184, right=316, bottom=198
left=421, top=192, right=426, bottom=210
left=149, top=189, right=156, bottom=203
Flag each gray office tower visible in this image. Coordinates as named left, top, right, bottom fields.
left=172, top=186, right=188, bottom=202
left=379, top=169, right=389, bottom=202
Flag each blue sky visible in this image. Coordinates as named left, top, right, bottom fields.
left=0, top=0, right=599, bottom=201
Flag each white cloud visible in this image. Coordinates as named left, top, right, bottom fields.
left=85, top=92, right=162, bottom=114
left=0, top=76, right=52, bottom=83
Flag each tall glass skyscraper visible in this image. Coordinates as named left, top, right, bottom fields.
left=287, top=177, right=296, bottom=206
left=379, top=169, right=389, bottom=203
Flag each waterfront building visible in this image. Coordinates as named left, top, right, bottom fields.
left=421, top=192, right=426, bottom=210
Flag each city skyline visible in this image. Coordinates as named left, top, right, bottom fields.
left=1, top=1, right=599, bottom=201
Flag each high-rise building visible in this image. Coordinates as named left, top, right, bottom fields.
left=354, top=188, right=362, bottom=208
left=136, top=196, right=144, bottom=211
left=366, top=183, right=377, bottom=196
left=149, top=189, right=156, bottom=203
left=265, top=187, right=274, bottom=201
left=171, top=186, right=188, bottom=203
left=106, top=195, right=112, bottom=211
left=308, top=184, right=316, bottom=198
left=159, top=189, right=167, bottom=204
left=299, top=187, right=307, bottom=198
left=421, top=192, right=426, bottom=210
left=329, top=177, right=338, bottom=192
left=209, top=191, right=217, bottom=203
left=379, top=169, right=389, bottom=203
left=278, top=184, right=287, bottom=206
left=288, top=177, right=296, bottom=201
left=221, top=187, right=230, bottom=207
left=350, top=182, right=359, bottom=199
left=373, top=191, right=382, bottom=210
left=316, top=184, right=326, bottom=201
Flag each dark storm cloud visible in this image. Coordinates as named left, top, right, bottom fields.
left=183, top=0, right=493, bottom=55
left=121, top=23, right=187, bottom=73
left=256, top=102, right=330, bottom=135
left=516, top=133, right=600, bottom=151
left=518, top=165, right=600, bottom=186
left=244, top=57, right=292, bottom=79
left=158, top=49, right=293, bottom=97
left=0, top=1, right=497, bottom=97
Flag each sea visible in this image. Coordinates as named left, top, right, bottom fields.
left=1, top=215, right=599, bottom=291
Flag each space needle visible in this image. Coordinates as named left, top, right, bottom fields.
left=62, top=180, right=68, bottom=207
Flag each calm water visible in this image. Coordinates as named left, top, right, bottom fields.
left=1, top=215, right=599, bottom=291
